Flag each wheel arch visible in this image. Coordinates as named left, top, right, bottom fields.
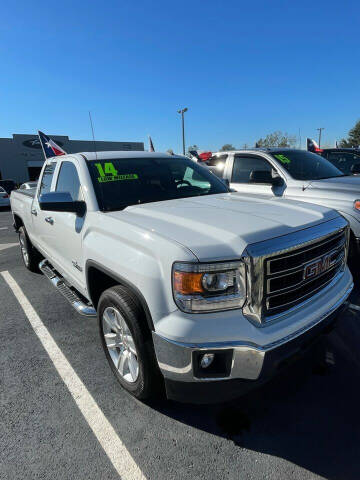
left=86, top=260, right=155, bottom=331
left=13, top=213, right=24, bottom=231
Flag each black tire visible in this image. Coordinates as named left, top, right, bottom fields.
left=98, top=285, right=163, bottom=400
left=18, top=226, right=41, bottom=272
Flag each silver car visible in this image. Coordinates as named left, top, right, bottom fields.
left=0, top=186, right=10, bottom=207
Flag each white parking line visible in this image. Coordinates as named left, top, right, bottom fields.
left=349, top=303, right=360, bottom=312
left=0, top=226, right=8, bottom=230
left=0, top=243, right=18, bottom=251
left=1, top=271, right=146, bottom=480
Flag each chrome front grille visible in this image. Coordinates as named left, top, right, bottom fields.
left=242, top=216, right=349, bottom=325
left=265, top=230, right=346, bottom=316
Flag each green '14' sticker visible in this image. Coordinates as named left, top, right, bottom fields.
left=274, top=154, right=291, bottom=165
left=95, top=162, right=139, bottom=183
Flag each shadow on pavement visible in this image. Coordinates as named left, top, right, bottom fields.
left=147, top=313, right=360, bottom=480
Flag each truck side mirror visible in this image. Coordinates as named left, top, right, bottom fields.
left=39, top=192, right=86, bottom=216
left=250, top=170, right=284, bottom=187
left=351, top=163, right=360, bottom=174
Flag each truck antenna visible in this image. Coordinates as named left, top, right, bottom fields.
left=89, top=111, right=97, bottom=160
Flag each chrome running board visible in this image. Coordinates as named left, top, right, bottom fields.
left=39, top=259, right=96, bottom=317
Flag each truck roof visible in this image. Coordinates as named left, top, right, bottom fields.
left=318, top=148, right=360, bottom=153
left=212, top=148, right=304, bottom=156
left=70, top=151, right=183, bottom=161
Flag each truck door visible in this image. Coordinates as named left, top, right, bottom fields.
left=31, top=159, right=59, bottom=257
left=229, top=154, right=282, bottom=197
left=46, top=159, right=85, bottom=292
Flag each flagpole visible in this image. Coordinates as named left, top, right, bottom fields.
left=38, top=131, right=48, bottom=162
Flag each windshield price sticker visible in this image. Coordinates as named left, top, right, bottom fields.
left=274, top=154, right=291, bottom=165
left=95, top=162, right=139, bottom=183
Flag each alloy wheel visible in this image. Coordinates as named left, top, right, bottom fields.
left=20, top=235, right=29, bottom=266
left=102, top=306, right=139, bottom=383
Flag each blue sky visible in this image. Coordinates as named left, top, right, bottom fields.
left=0, top=0, right=359, bottom=152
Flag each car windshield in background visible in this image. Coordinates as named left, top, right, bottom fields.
left=326, top=151, right=360, bottom=175
left=270, top=150, right=345, bottom=181
left=88, top=156, right=228, bottom=211
left=0, top=180, right=16, bottom=193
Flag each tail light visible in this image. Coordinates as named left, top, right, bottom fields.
left=3, top=194, right=9, bottom=198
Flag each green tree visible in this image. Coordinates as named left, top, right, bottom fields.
left=339, top=120, right=360, bottom=147
left=256, top=131, right=297, bottom=148
left=220, top=144, right=236, bottom=151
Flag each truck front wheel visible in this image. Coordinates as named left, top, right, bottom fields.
left=98, top=285, right=162, bottom=400
left=18, top=226, right=40, bottom=272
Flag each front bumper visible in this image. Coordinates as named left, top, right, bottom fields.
left=152, top=285, right=352, bottom=404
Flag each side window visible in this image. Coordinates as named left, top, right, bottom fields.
left=38, top=163, right=56, bottom=197
left=56, top=161, right=82, bottom=200
left=207, top=154, right=228, bottom=167
left=232, top=156, right=272, bottom=183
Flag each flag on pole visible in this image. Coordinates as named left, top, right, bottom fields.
left=148, top=136, right=155, bottom=152
left=38, top=131, right=67, bottom=159
left=306, top=138, right=323, bottom=153
left=198, top=151, right=212, bottom=162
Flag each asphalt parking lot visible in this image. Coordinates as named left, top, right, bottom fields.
left=1, top=209, right=360, bottom=480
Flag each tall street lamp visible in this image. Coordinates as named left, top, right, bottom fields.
left=177, top=107, right=188, bottom=155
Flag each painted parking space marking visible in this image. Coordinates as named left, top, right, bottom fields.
left=1, top=271, right=147, bottom=480
left=0, top=243, right=18, bottom=251
left=0, top=226, right=9, bottom=230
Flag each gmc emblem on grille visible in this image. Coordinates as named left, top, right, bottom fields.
left=303, top=250, right=339, bottom=280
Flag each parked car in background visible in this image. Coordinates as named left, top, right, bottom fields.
left=10, top=151, right=353, bottom=403
left=323, top=150, right=360, bottom=175
left=307, top=138, right=360, bottom=176
left=209, top=148, right=360, bottom=266
left=0, top=186, right=10, bottom=207
left=19, top=181, right=38, bottom=190
left=0, top=179, right=17, bottom=194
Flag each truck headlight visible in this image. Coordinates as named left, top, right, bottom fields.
left=172, top=261, right=246, bottom=313
left=354, top=199, right=360, bottom=211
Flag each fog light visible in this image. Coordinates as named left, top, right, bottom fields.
left=200, top=353, right=215, bottom=369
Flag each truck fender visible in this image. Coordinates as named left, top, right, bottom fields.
left=85, top=260, right=155, bottom=331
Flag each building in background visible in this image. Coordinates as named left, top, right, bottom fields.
left=0, top=134, right=144, bottom=183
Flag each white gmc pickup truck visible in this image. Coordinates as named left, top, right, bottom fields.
left=210, top=148, right=360, bottom=262
left=11, top=151, right=353, bottom=403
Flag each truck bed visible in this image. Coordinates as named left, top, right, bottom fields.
left=14, top=189, right=36, bottom=199
left=10, top=189, right=36, bottom=237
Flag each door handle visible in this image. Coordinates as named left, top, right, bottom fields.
left=45, top=216, right=54, bottom=225
left=31, top=208, right=37, bottom=216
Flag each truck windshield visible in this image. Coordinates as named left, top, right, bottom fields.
left=270, top=150, right=345, bottom=181
left=88, top=156, right=228, bottom=211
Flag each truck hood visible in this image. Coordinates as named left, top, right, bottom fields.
left=109, top=193, right=340, bottom=261
left=308, top=175, right=360, bottom=195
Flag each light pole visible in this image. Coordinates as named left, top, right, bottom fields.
left=317, top=127, right=325, bottom=148
left=177, top=107, right=188, bottom=155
